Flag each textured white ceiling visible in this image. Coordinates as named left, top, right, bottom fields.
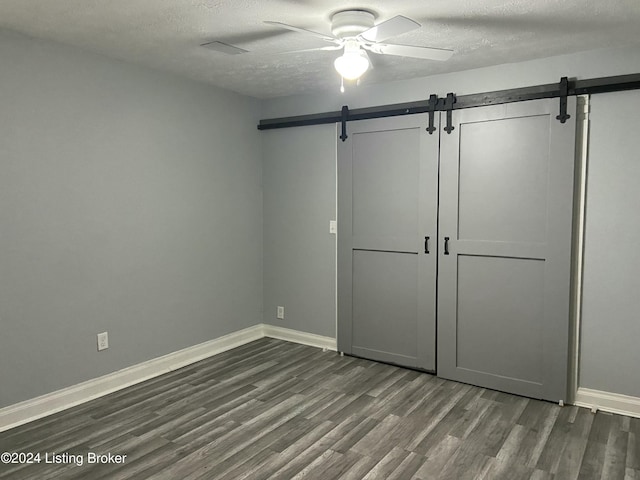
left=1, top=0, right=639, bottom=99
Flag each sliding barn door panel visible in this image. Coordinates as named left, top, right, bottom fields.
left=338, top=114, right=439, bottom=371
left=352, top=128, right=419, bottom=253
left=457, top=115, right=550, bottom=243
left=438, top=99, right=576, bottom=402
left=455, top=255, right=545, bottom=383
left=352, top=250, right=418, bottom=364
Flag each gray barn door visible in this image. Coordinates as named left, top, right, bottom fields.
left=337, top=114, right=439, bottom=370
left=437, top=98, right=577, bottom=402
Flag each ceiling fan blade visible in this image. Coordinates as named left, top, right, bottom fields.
left=360, top=15, right=421, bottom=42
left=264, top=21, right=338, bottom=43
left=275, top=45, right=343, bottom=54
left=365, top=43, right=454, bottom=61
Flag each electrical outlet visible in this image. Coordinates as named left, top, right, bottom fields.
left=277, top=306, right=285, bottom=320
left=97, top=332, right=109, bottom=351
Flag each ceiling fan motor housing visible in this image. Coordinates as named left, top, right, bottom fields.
left=331, top=10, right=375, bottom=38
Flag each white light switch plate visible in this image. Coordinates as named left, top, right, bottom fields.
left=97, top=332, right=109, bottom=351
left=329, top=220, right=337, bottom=234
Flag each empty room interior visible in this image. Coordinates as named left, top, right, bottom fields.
left=1, top=0, right=640, bottom=479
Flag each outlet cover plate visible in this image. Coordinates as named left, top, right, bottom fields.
left=277, top=306, right=285, bottom=320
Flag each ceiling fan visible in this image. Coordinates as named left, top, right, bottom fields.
left=265, top=10, right=454, bottom=84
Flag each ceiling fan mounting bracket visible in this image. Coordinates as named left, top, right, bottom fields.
left=330, top=10, right=376, bottom=39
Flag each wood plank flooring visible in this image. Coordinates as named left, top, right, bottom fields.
left=0, top=338, right=638, bottom=479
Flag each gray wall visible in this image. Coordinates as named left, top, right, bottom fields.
left=262, top=125, right=337, bottom=338
left=261, top=45, right=640, bottom=399
left=580, top=90, right=640, bottom=398
left=0, top=29, right=262, bottom=408
left=2, top=25, right=639, bottom=410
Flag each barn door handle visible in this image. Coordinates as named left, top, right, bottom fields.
left=444, top=237, right=450, bottom=255
left=424, top=236, right=430, bottom=254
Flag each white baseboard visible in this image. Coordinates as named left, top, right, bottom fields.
left=263, top=324, right=337, bottom=351
left=0, top=324, right=337, bottom=432
left=575, top=387, right=640, bottom=419
left=0, top=324, right=266, bottom=432
left=6, top=326, right=638, bottom=432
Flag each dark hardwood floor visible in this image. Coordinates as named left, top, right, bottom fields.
left=0, top=338, right=638, bottom=479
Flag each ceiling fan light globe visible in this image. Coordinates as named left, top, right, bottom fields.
left=334, top=51, right=369, bottom=80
